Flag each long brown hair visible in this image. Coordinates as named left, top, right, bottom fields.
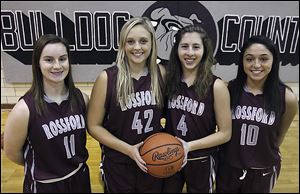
left=27, top=34, right=80, bottom=115
left=166, top=25, right=217, bottom=100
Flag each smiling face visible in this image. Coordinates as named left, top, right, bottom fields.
left=243, top=43, right=273, bottom=84
left=39, top=43, right=69, bottom=85
left=125, top=24, right=152, bottom=67
left=178, top=32, right=204, bottom=73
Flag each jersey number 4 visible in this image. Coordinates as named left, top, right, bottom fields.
left=177, top=114, right=188, bottom=136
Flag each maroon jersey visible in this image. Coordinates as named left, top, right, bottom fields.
left=22, top=88, right=89, bottom=181
left=223, top=81, right=286, bottom=168
left=165, top=76, right=219, bottom=159
left=102, top=65, right=164, bottom=163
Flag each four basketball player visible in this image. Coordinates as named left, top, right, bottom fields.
left=3, top=16, right=298, bottom=193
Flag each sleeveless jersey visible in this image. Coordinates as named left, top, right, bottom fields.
left=223, top=81, right=286, bottom=168
left=165, top=76, right=219, bottom=159
left=22, top=88, right=89, bottom=181
left=103, top=65, right=164, bottom=164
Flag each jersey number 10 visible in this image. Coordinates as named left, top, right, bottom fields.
left=240, top=123, right=259, bottom=146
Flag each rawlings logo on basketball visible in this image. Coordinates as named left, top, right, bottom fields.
left=152, top=147, right=181, bottom=161
left=139, top=132, right=184, bottom=178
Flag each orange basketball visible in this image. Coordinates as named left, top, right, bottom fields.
left=139, top=132, right=184, bottom=178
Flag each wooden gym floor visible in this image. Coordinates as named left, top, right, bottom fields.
left=1, top=109, right=299, bottom=193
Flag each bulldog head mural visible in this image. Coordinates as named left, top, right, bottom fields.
left=143, top=1, right=218, bottom=65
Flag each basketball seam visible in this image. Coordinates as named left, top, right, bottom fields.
left=143, top=133, right=162, bottom=145
left=142, top=133, right=176, bottom=145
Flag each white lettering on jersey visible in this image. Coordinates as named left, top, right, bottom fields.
left=120, top=90, right=157, bottom=111
left=42, top=114, right=85, bottom=139
left=167, top=95, right=205, bottom=116
left=232, top=105, right=275, bottom=126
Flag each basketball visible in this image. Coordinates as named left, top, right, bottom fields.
left=139, top=132, right=184, bottom=178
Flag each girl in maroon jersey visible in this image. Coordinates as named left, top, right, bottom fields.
left=4, top=34, right=91, bottom=193
left=216, top=35, right=298, bottom=193
left=163, top=25, right=232, bottom=193
left=88, top=17, right=166, bottom=192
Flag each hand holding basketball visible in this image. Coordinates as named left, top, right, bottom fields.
left=128, top=141, right=147, bottom=173
left=139, top=132, right=184, bottom=178
left=176, top=137, right=189, bottom=168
